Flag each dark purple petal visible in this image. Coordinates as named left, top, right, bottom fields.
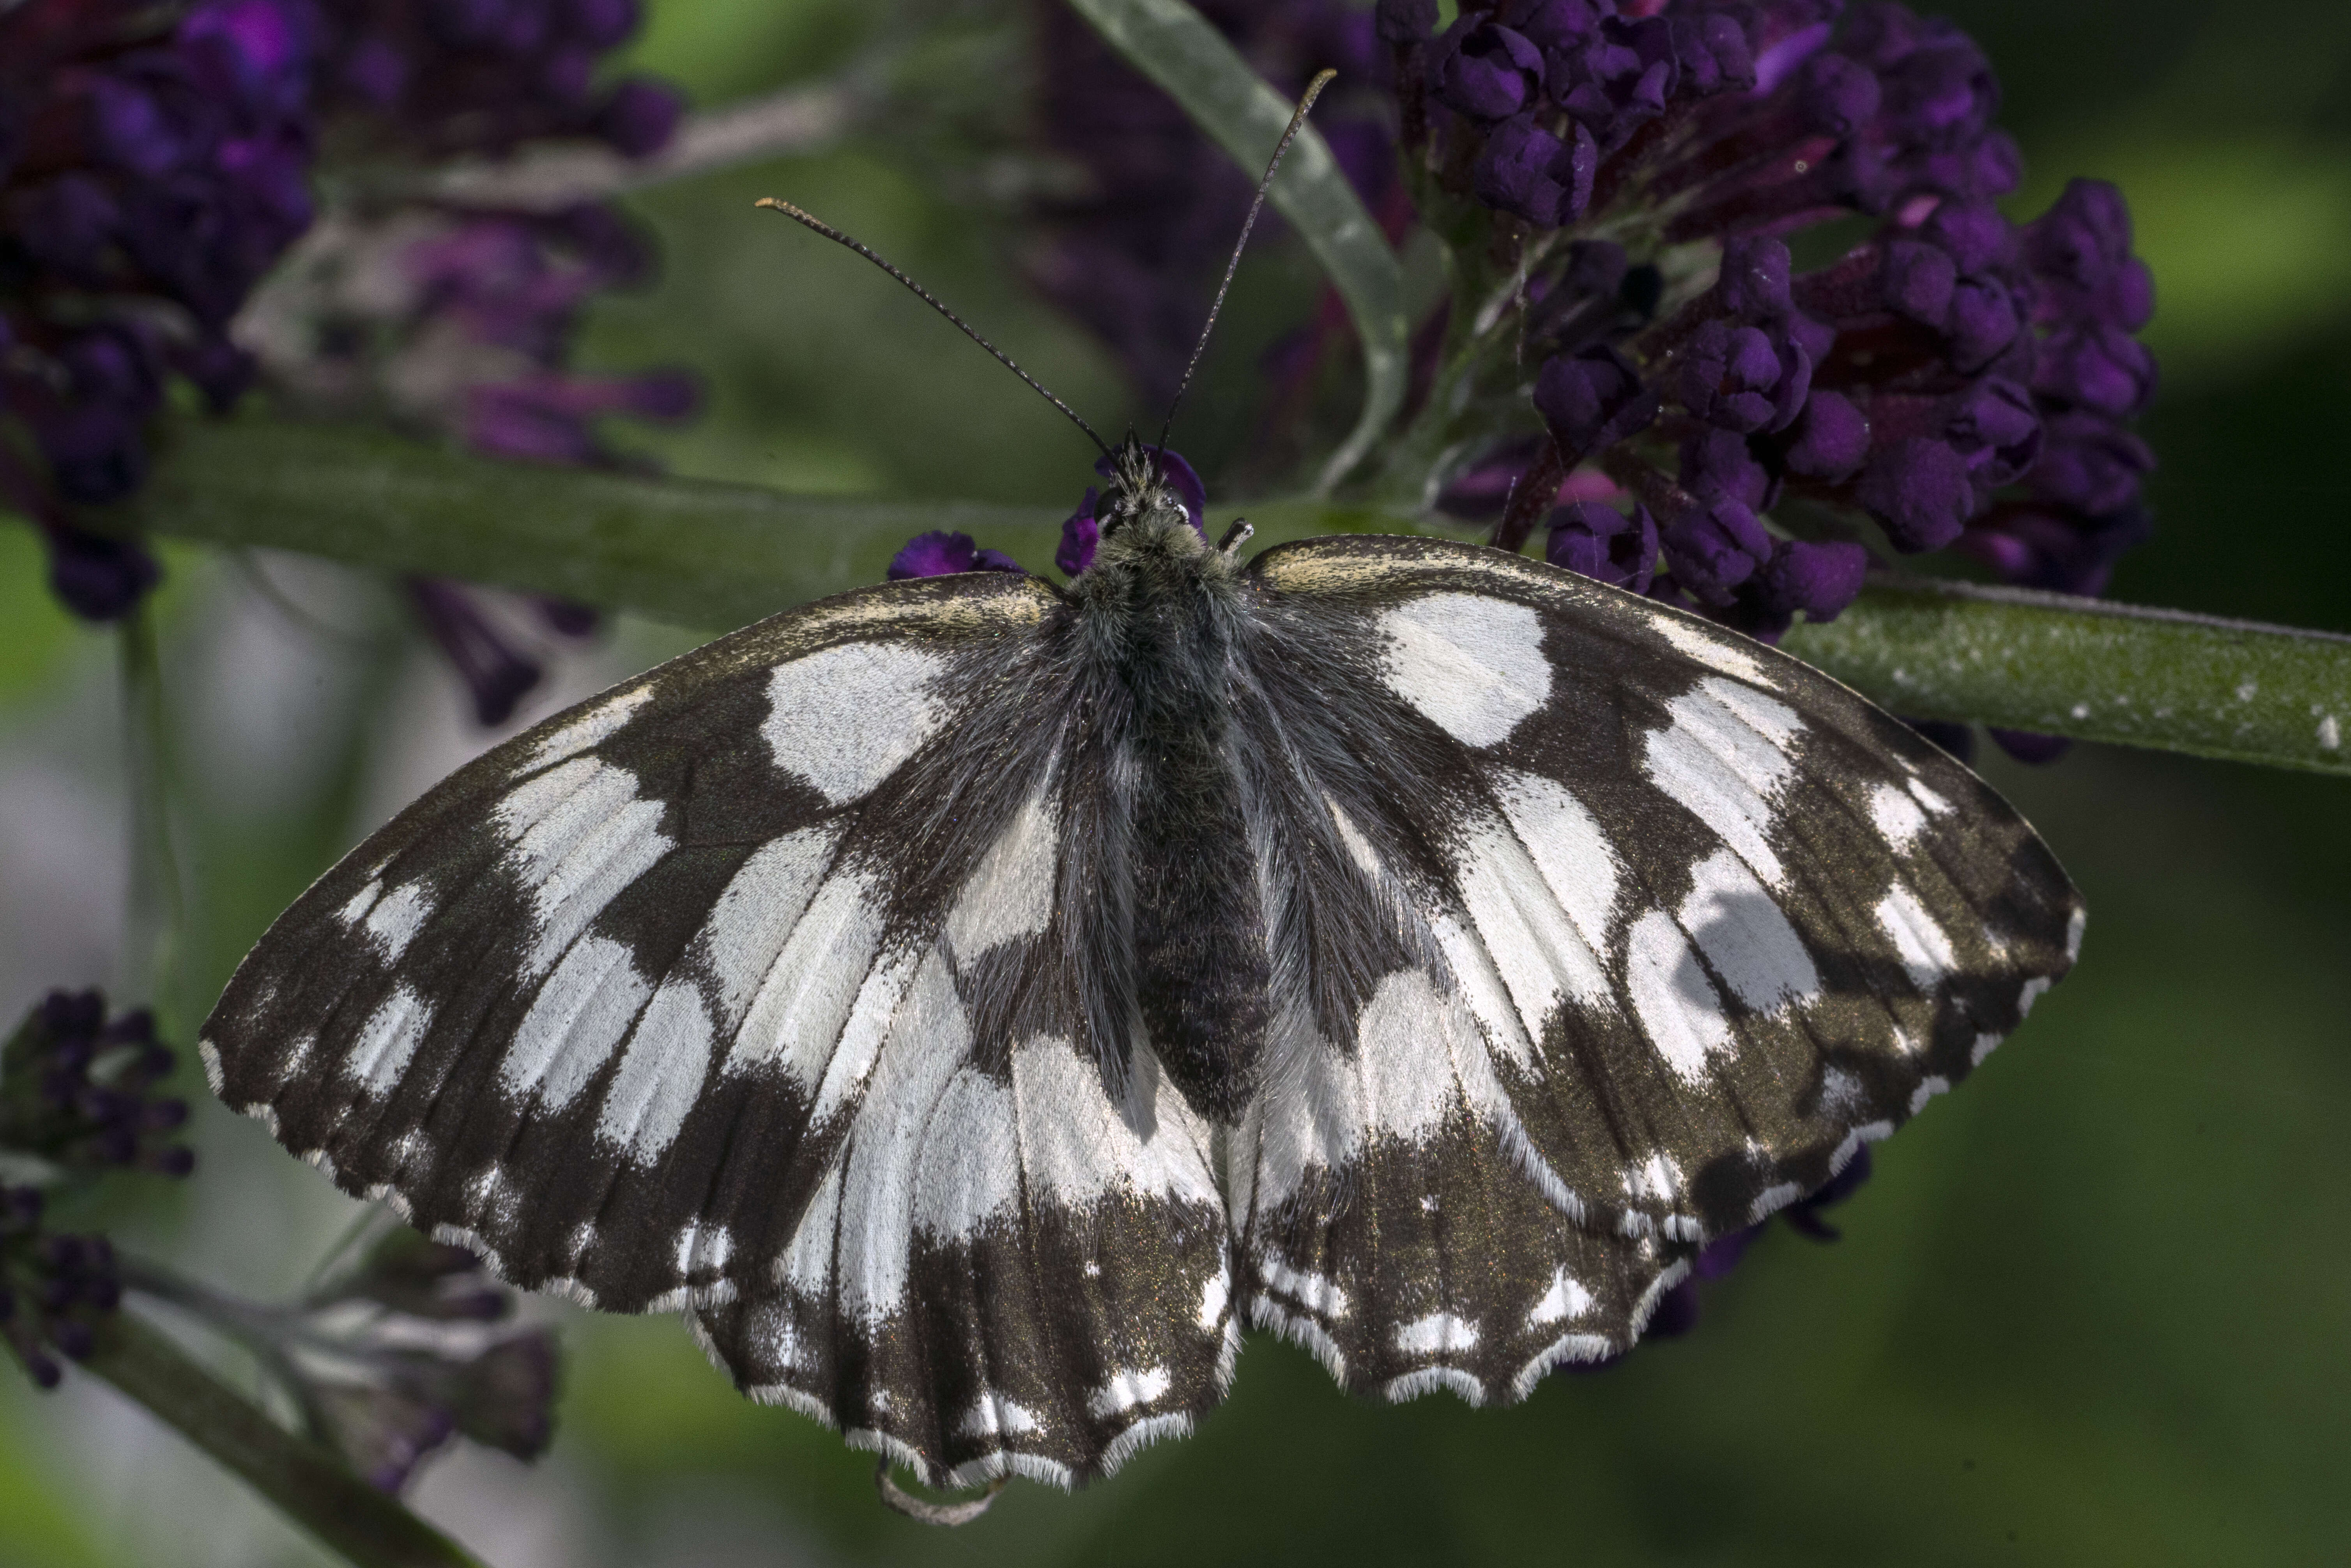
left=1472, top=115, right=1596, bottom=226
left=1796, top=51, right=1881, bottom=136
left=1783, top=389, right=1870, bottom=479
left=1680, top=427, right=1773, bottom=511
left=1939, top=376, right=2041, bottom=487
left=1679, top=319, right=1812, bottom=433
left=1879, top=239, right=1957, bottom=325
left=1545, top=500, right=1658, bottom=593
left=1057, top=487, right=1101, bottom=577
left=1534, top=346, right=1659, bottom=461
left=1715, top=235, right=1795, bottom=321
left=1433, top=21, right=1545, bottom=120
left=2034, top=322, right=2157, bottom=418
left=45, top=530, right=162, bottom=622
left=1944, top=275, right=2022, bottom=372
left=1661, top=494, right=1770, bottom=605
left=2029, top=411, right=2154, bottom=515
left=408, top=578, right=541, bottom=727
left=1757, top=537, right=1868, bottom=620
left=1856, top=436, right=1973, bottom=552
left=592, top=78, right=681, bottom=157
left=2025, top=177, right=2153, bottom=332
left=887, top=531, right=1024, bottom=581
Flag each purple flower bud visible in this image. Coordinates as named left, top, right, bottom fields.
left=1878, top=239, right=1956, bottom=324
left=2034, top=322, right=2157, bottom=418
left=1943, top=274, right=2022, bottom=372
left=180, top=0, right=314, bottom=120
left=887, top=531, right=1026, bottom=581
left=1782, top=389, right=1870, bottom=479
left=1665, top=12, right=1756, bottom=99
left=1796, top=52, right=1881, bottom=136
left=2025, top=177, right=2153, bottom=332
left=1432, top=21, right=1546, bottom=121
left=1679, top=319, right=1813, bottom=434
left=1920, top=200, right=2018, bottom=276
left=570, top=0, right=644, bottom=51
left=2029, top=410, right=2154, bottom=515
left=1534, top=346, right=1660, bottom=462
left=1939, top=376, right=2041, bottom=487
left=1757, top=537, right=1868, bottom=620
left=1545, top=500, right=1658, bottom=594
left=1855, top=436, right=1972, bottom=552
left=592, top=78, right=681, bottom=158
left=87, top=79, right=185, bottom=178
left=408, top=578, right=541, bottom=727
left=1661, top=494, right=1771, bottom=605
left=1680, top=426, right=1774, bottom=511
left=1472, top=116, right=1597, bottom=227
left=1516, top=0, right=1607, bottom=52
left=1716, top=235, right=1795, bottom=321
left=1375, top=0, right=1439, bottom=45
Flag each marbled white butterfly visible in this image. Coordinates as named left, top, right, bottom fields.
left=199, top=78, right=2081, bottom=1505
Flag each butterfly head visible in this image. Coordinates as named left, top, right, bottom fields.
left=1093, top=437, right=1206, bottom=559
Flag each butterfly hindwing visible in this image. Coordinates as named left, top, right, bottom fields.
left=1220, top=535, right=2079, bottom=1397
left=203, top=570, right=1236, bottom=1486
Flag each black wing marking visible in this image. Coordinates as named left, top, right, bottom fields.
left=202, top=571, right=1233, bottom=1487
left=1220, top=535, right=2077, bottom=1397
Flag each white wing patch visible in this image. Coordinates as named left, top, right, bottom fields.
left=729, top=862, right=884, bottom=1077
left=1651, top=614, right=1774, bottom=685
left=1624, top=909, right=1733, bottom=1082
left=524, top=684, right=656, bottom=769
left=495, top=758, right=672, bottom=978
left=1009, top=1034, right=1220, bottom=1210
left=945, top=774, right=1061, bottom=958
left=1677, top=849, right=1820, bottom=1011
left=503, top=935, right=647, bottom=1108
left=1868, top=781, right=1930, bottom=850
left=1378, top=593, right=1552, bottom=748
left=762, top=642, right=950, bottom=805
left=1875, top=886, right=1958, bottom=991
left=705, top=826, right=840, bottom=1031
left=598, top=978, right=715, bottom=1161
left=1640, top=678, right=1803, bottom=886
left=349, top=984, right=432, bottom=1092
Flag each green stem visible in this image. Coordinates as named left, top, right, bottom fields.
left=95, top=419, right=2351, bottom=777
left=79, top=1311, right=485, bottom=1568
left=116, top=607, right=182, bottom=1017
left=1062, top=0, right=1410, bottom=491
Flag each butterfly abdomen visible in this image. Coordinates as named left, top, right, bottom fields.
left=1076, top=513, right=1269, bottom=1124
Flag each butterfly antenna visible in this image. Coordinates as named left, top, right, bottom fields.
left=1157, top=68, right=1337, bottom=454
left=756, top=198, right=1111, bottom=458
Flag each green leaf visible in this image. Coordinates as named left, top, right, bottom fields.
left=115, top=419, right=2351, bottom=777
left=1061, top=0, right=1411, bottom=492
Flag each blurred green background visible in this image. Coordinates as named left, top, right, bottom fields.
left=3, top=0, right=2349, bottom=1564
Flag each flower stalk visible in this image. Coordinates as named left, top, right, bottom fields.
left=97, top=418, right=2351, bottom=776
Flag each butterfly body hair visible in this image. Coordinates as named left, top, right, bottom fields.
left=1065, top=440, right=1267, bottom=1123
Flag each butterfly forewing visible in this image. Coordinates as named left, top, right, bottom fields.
left=203, top=569, right=1237, bottom=1488
left=1218, top=536, right=2079, bottom=1398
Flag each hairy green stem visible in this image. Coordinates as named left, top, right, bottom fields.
left=91, top=419, right=2351, bottom=777
left=79, top=1310, right=484, bottom=1568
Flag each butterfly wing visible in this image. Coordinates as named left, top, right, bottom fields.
left=202, top=571, right=1235, bottom=1488
left=1222, top=535, right=2080, bottom=1399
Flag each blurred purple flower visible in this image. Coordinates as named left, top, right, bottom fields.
left=1, top=990, right=193, bottom=1390
left=888, top=532, right=1026, bottom=581
left=0, top=0, right=319, bottom=620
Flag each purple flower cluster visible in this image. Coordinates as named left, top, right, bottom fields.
left=1030, top=1, right=1399, bottom=407
left=0, top=990, right=194, bottom=1178
left=310, top=0, right=680, bottom=160
left=281, top=1228, right=559, bottom=1491
left=0, top=0, right=317, bottom=618
left=1390, top=0, right=2157, bottom=647
left=0, top=990, right=194, bottom=1389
